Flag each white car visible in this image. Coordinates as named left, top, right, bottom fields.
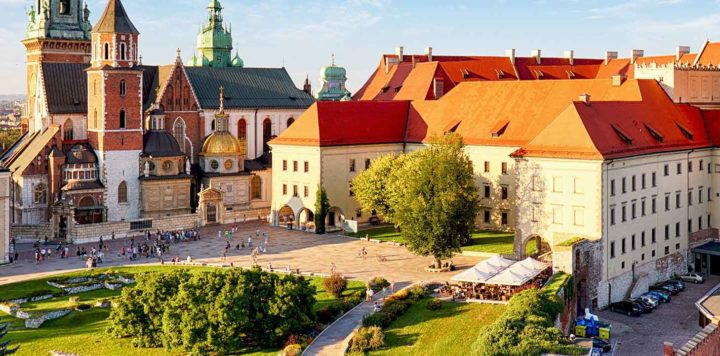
left=679, top=273, right=704, bottom=284
left=638, top=295, right=659, bottom=308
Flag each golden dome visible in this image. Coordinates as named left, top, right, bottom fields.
left=201, top=132, right=245, bottom=156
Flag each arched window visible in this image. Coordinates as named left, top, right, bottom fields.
left=79, top=196, right=95, bottom=208
left=59, top=0, right=70, bottom=15
left=120, top=80, right=126, bottom=97
left=211, top=119, right=216, bottom=132
left=63, top=119, right=74, bottom=141
left=120, top=43, right=126, bottom=61
left=263, top=118, right=272, bottom=152
left=119, top=110, right=126, bottom=129
left=173, top=118, right=186, bottom=153
left=34, top=183, right=47, bottom=204
left=118, top=181, right=128, bottom=203
left=251, top=176, right=262, bottom=200
left=237, top=119, right=247, bottom=155
left=287, top=117, right=295, bottom=128
left=104, top=43, right=110, bottom=60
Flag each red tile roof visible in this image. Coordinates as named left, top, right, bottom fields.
left=696, top=41, right=720, bottom=66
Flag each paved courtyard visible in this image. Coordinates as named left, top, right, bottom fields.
left=597, top=275, right=720, bottom=356
left=0, top=220, right=484, bottom=286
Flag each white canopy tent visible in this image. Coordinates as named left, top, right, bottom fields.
left=450, top=256, right=516, bottom=283
left=485, top=257, right=549, bottom=286
left=450, top=266, right=495, bottom=283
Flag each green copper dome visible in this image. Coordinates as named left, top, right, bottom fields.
left=320, top=64, right=347, bottom=81
left=231, top=52, right=244, bottom=67
left=187, top=0, right=239, bottom=68
left=317, top=54, right=352, bottom=101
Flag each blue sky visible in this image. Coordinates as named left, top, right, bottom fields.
left=0, top=0, right=719, bottom=95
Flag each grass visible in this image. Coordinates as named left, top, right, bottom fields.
left=348, top=226, right=517, bottom=255
left=0, top=266, right=364, bottom=356
left=369, top=299, right=505, bottom=356
left=541, top=272, right=571, bottom=298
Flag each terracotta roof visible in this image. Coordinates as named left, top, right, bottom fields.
left=596, top=58, right=634, bottom=79
left=269, top=101, right=410, bottom=147
left=696, top=41, right=720, bottom=66
left=394, top=62, right=439, bottom=100
left=92, top=0, right=139, bottom=34
left=635, top=55, right=677, bottom=67
left=513, top=57, right=602, bottom=81
left=438, top=57, right=518, bottom=83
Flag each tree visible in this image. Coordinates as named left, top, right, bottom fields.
left=314, top=185, right=330, bottom=234
left=0, top=323, right=19, bottom=355
left=352, top=133, right=480, bottom=267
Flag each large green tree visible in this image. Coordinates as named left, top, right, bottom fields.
left=352, top=133, right=480, bottom=267
left=314, top=185, right=330, bottom=234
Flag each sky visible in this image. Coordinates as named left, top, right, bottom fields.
left=1, top=0, right=720, bottom=95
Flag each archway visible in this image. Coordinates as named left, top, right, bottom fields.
left=576, top=278, right=588, bottom=315
left=278, top=205, right=295, bottom=228
left=298, top=208, right=315, bottom=231
left=75, top=196, right=103, bottom=225
left=207, top=203, right=217, bottom=223
left=524, top=235, right=550, bottom=258
left=326, top=207, right=344, bottom=228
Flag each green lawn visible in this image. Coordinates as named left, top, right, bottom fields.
left=348, top=227, right=517, bottom=255
left=0, top=266, right=364, bottom=356
left=369, top=299, right=506, bottom=356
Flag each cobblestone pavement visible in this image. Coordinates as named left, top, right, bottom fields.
left=596, top=275, right=720, bottom=356
left=0, top=221, right=484, bottom=287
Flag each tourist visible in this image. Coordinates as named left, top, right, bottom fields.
left=330, top=262, right=336, bottom=274
left=267, top=261, right=273, bottom=271
left=13, top=251, right=18, bottom=264
left=86, top=257, right=93, bottom=269
left=366, top=287, right=375, bottom=302
left=187, top=255, right=192, bottom=263
left=248, top=236, right=252, bottom=247
left=34, top=249, right=40, bottom=264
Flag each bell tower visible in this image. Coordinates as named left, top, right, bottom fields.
left=23, top=0, right=93, bottom=133
left=87, top=0, right=143, bottom=221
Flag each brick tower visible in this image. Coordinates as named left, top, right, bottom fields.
left=87, top=0, right=143, bottom=221
left=23, top=0, right=93, bottom=133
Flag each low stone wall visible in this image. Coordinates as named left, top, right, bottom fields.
left=11, top=224, right=52, bottom=241
left=0, top=303, right=19, bottom=316
left=223, top=208, right=271, bottom=225
left=152, top=213, right=199, bottom=231
left=665, top=323, right=720, bottom=356
left=25, top=309, right=71, bottom=328
left=73, top=214, right=199, bottom=244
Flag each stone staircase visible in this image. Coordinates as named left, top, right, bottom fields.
left=625, top=272, right=648, bottom=300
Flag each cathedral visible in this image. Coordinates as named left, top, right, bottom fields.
left=1, top=0, right=314, bottom=242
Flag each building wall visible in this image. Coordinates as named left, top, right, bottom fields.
left=140, top=178, right=191, bottom=218
left=635, top=65, right=720, bottom=105
left=52, top=113, right=87, bottom=141
left=100, top=150, right=141, bottom=221
left=203, top=175, right=250, bottom=209
left=271, top=144, right=323, bottom=224
left=0, top=170, right=10, bottom=263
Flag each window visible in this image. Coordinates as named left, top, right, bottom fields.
left=282, top=160, right=287, bottom=171
left=34, top=183, right=47, bottom=204
left=664, top=164, right=669, bottom=176
left=676, top=243, right=680, bottom=251
left=710, top=188, right=713, bottom=202
left=652, top=172, right=657, bottom=187
left=120, top=80, right=126, bottom=96
left=641, top=231, right=646, bottom=247
left=677, top=163, right=682, bottom=175
left=120, top=43, right=126, bottom=61
left=652, top=196, right=657, bottom=214
left=688, top=219, right=692, bottom=233
left=641, top=174, right=646, bottom=189
left=652, top=250, right=656, bottom=257
left=689, top=190, right=693, bottom=206
left=532, top=175, right=543, bottom=191
left=631, top=202, right=636, bottom=219
left=632, top=175, right=636, bottom=191
left=349, top=159, right=356, bottom=172
left=676, top=192, right=681, bottom=209
left=501, top=186, right=508, bottom=200
left=293, top=161, right=298, bottom=172
left=641, top=199, right=646, bottom=216
left=484, top=161, right=490, bottom=173
left=532, top=204, right=540, bottom=222
left=293, top=185, right=298, bottom=197
left=262, top=118, right=272, bottom=152
left=689, top=161, right=694, bottom=172
left=501, top=212, right=508, bottom=225
left=237, top=119, right=247, bottom=155
left=622, top=205, right=627, bottom=222
left=365, top=159, right=371, bottom=170
left=251, top=176, right=262, bottom=200
left=484, top=185, right=491, bottom=198
left=610, top=241, right=616, bottom=258
left=700, top=188, right=704, bottom=203
left=574, top=208, right=584, bottom=226
left=553, top=176, right=562, bottom=193
left=610, top=208, right=615, bottom=225
left=287, top=117, right=295, bottom=128
left=282, top=184, right=287, bottom=195
left=501, top=162, right=508, bottom=174
left=676, top=222, right=680, bottom=237
left=631, top=234, right=636, bottom=250
left=63, top=119, right=74, bottom=141
left=700, top=216, right=704, bottom=230
left=652, top=228, right=656, bottom=243
left=665, top=195, right=670, bottom=211
left=118, top=181, right=128, bottom=203
left=304, top=161, right=309, bottom=173
left=622, top=177, right=627, bottom=194
left=119, top=110, right=126, bottom=129
left=610, top=179, right=615, bottom=196
left=59, top=0, right=70, bottom=15
left=621, top=238, right=626, bottom=254
left=104, top=43, right=110, bottom=60
left=621, top=262, right=625, bottom=269
left=173, top=118, right=186, bottom=153
left=553, top=206, right=562, bottom=224
left=483, top=210, right=491, bottom=224
left=574, top=178, right=584, bottom=194
left=664, top=225, right=670, bottom=240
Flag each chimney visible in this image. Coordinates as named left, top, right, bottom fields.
left=433, top=78, right=445, bottom=100
left=676, top=46, right=690, bottom=61
left=396, top=46, right=404, bottom=62
left=412, top=55, right=417, bottom=69
left=605, top=51, right=618, bottom=65
left=564, top=50, right=574, bottom=66
left=505, top=49, right=516, bottom=65
left=579, top=93, right=591, bottom=106
left=531, top=49, right=542, bottom=64
left=611, top=74, right=626, bottom=87
left=630, top=49, right=644, bottom=64
left=424, top=47, right=433, bottom=62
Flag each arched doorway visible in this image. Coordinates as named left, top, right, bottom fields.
left=326, top=207, right=344, bottom=228
left=298, top=208, right=314, bottom=231
left=524, top=235, right=550, bottom=258
left=278, top=205, right=295, bottom=228
left=207, top=203, right=217, bottom=223
left=75, top=196, right=103, bottom=225
left=577, top=278, right=588, bottom=315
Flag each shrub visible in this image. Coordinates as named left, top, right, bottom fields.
left=315, top=308, right=334, bottom=324
left=407, top=285, right=427, bottom=301
left=344, top=292, right=362, bottom=306
left=388, top=289, right=409, bottom=301
left=349, top=326, right=385, bottom=352
left=426, top=298, right=442, bottom=311
left=369, top=277, right=390, bottom=291
left=280, top=344, right=303, bottom=356
left=323, top=272, right=347, bottom=298
left=362, top=313, right=390, bottom=328
left=381, top=299, right=409, bottom=319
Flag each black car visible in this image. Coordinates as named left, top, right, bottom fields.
left=593, top=338, right=612, bottom=353
left=631, top=298, right=654, bottom=313
left=665, top=279, right=685, bottom=292
left=609, top=301, right=642, bottom=316
left=650, top=284, right=678, bottom=295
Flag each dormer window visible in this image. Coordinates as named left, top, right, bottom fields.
left=461, top=68, right=470, bottom=79
left=644, top=123, right=664, bottom=142
left=491, top=120, right=510, bottom=138
left=611, top=124, right=633, bottom=145
left=495, top=69, right=504, bottom=79
left=676, top=122, right=693, bottom=140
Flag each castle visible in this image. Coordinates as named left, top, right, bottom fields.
left=0, top=0, right=314, bottom=249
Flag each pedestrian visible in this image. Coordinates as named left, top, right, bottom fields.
left=366, top=287, right=375, bottom=302
left=330, top=262, right=337, bottom=274
left=13, top=251, right=18, bottom=264
left=248, top=236, right=252, bottom=247
left=382, top=286, right=388, bottom=300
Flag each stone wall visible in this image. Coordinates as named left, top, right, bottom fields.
left=11, top=223, right=52, bottom=241
left=72, top=214, right=198, bottom=244
left=665, top=323, right=720, bottom=356
left=25, top=309, right=71, bottom=328
left=689, top=228, right=719, bottom=248
left=223, top=208, right=270, bottom=225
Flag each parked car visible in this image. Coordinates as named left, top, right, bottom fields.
left=631, top=299, right=654, bottom=313
left=664, top=279, right=685, bottom=292
left=593, top=338, right=612, bottom=353
left=609, top=301, right=642, bottom=316
left=679, top=273, right=704, bottom=284
left=645, top=290, right=671, bottom=303
left=637, top=295, right=659, bottom=308
left=650, top=284, right=678, bottom=295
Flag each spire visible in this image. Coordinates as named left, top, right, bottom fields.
left=215, top=86, right=229, bottom=132
left=176, top=48, right=182, bottom=62
left=332, top=53, right=336, bottom=66
left=93, top=0, right=139, bottom=34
